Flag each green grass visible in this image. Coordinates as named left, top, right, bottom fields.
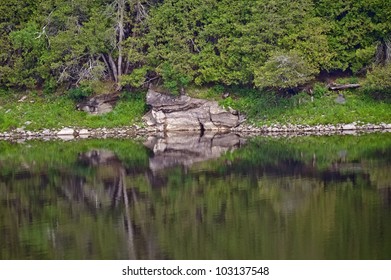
left=0, top=90, right=147, bottom=132
left=1, top=85, right=390, bottom=132
left=219, top=87, right=391, bottom=126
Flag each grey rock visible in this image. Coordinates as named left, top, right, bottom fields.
left=78, top=129, right=90, bottom=135
left=42, top=129, right=51, bottom=136
left=144, top=89, right=243, bottom=131
left=57, top=127, right=75, bottom=135
left=57, top=135, right=75, bottom=141
left=77, top=93, right=119, bottom=115
left=335, top=94, right=346, bottom=104
left=342, top=124, right=356, bottom=130
left=79, top=134, right=89, bottom=139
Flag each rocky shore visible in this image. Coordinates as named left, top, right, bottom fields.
left=231, top=122, right=391, bottom=133
left=1, top=122, right=390, bottom=141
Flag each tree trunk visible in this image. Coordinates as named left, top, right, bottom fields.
left=108, top=54, right=118, bottom=83
left=101, top=54, right=115, bottom=81
left=116, top=0, right=125, bottom=90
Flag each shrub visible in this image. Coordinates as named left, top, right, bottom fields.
left=66, top=86, right=93, bottom=102
left=160, top=63, right=192, bottom=95
left=312, top=83, right=329, bottom=98
left=254, top=51, right=318, bottom=90
left=365, top=64, right=391, bottom=92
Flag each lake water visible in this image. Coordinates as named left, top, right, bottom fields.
left=1, top=132, right=391, bottom=259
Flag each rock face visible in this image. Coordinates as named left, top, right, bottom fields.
left=143, top=89, right=245, bottom=131
left=77, top=93, right=119, bottom=115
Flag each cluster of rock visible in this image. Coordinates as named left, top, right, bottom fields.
left=232, top=122, right=391, bottom=133
left=0, top=126, right=153, bottom=140
left=143, top=89, right=245, bottom=131
left=1, top=122, right=391, bottom=140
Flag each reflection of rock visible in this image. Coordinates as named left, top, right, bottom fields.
left=143, top=89, right=245, bottom=131
left=78, top=149, right=118, bottom=166
left=144, top=132, right=245, bottom=172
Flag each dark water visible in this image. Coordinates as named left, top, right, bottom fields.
left=1, top=132, right=391, bottom=260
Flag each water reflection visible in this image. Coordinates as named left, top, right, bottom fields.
left=0, top=133, right=391, bottom=259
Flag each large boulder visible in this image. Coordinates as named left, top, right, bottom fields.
left=143, top=89, right=245, bottom=131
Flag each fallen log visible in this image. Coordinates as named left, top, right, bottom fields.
left=328, top=83, right=361, bottom=91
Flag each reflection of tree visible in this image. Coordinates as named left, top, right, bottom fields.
left=0, top=134, right=391, bottom=259
left=0, top=144, right=162, bottom=259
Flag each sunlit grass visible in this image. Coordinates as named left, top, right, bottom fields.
left=0, top=91, right=146, bottom=132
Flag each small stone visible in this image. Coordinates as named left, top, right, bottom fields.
left=18, top=95, right=27, bottom=102
left=78, top=129, right=90, bottom=135
left=57, top=135, right=74, bottom=141
left=42, top=129, right=51, bottom=136
left=342, top=124, right=356, bottom=130
left=57, top=127, right=75, bottom=135
left=78, top=134, right=89, bottom=139
left=24, top=121, right=32, bottom=125
left=335, top=94, right=346, bottom=104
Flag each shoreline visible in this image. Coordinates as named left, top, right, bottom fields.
left=1, top=122, right=391, bottom=141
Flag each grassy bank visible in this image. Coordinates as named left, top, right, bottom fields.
left=190, top=84, right=391, bottom=126
left=0, top=90, right=146, bottom=132
left=0, top=85, right=390, bottom=133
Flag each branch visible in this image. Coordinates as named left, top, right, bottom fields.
left=328, top=83, right=361, bottom=91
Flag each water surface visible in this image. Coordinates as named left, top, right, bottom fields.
left=0, top=132, right=390, bottom=259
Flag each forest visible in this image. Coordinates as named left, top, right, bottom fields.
left=1, top=0, right=390, bottom=93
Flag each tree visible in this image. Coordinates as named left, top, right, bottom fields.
left=314, top=0, right=391, bottom=72
left=1, top=0, right=154, bottom=90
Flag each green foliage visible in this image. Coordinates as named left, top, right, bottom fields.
left=210, top=85, right=225, bottom=95
left=315, top=0, right=391, bottom=72
left=1, top=0, right=391, bottom=91
left=66, top=86, right=93, bottom=102
left=43, top=78, right=58, bottom=95
left=254, top=51, right=318, bottom=89
left=120, top=67, right=148, bottom=88
left=313, top=83, right=329, bottom=98
left=215, top=87, right=391, bottom=126
left=160, top=63, right=192, bottom=94
left=365, top=64, right=391, bottom=94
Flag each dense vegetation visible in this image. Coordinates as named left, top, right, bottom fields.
left=1, top=0, right=390, bottom=91
left=0, top=0, right=390, bottom=130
